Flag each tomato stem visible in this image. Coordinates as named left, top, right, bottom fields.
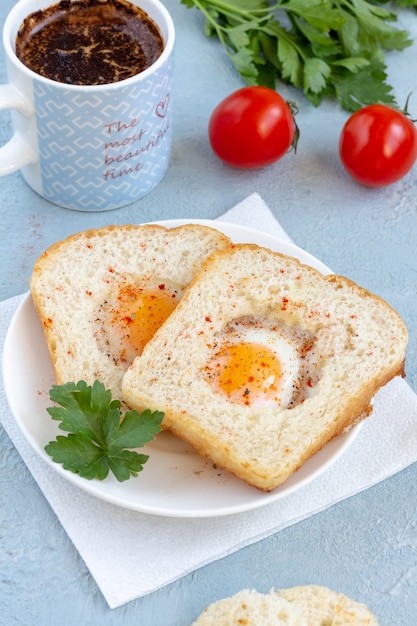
left=287, top=100, right=300, bottom=154
left=403, top=92, right=416, bottom=124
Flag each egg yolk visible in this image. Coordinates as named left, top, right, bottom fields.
left=205, top=341, right=283, bottom=406
left=116, top=285, right=178, bottom=353
left=98, top=282, right=179, bottom=364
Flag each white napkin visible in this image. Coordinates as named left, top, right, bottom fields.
left=1, top=193, right=417, bottom=609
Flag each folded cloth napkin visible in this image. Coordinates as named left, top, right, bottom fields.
left=1, top=193, right=417, bottom=609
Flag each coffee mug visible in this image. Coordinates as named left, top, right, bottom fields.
left=0, top=0, right=175, bottom=211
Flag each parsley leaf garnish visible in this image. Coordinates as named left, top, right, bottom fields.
left=44, top=380, right=163, bottom=482
left=182, top=0, right=417, bottom=110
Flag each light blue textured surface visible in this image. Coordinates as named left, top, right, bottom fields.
left=1, top=1, right=417, bottom=624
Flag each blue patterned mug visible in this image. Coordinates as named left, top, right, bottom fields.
left=0, top=0, right=175, bottom=211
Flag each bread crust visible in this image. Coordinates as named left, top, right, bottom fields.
left=122, top=242, right=408, bottom=491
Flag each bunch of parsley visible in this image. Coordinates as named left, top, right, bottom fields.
left=181, top=0, right=417, bottom=110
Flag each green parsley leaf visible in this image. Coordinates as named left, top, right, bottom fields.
left=181, top=0, right=415, bottom=110
left=332, top=57, right=397, bottom=110
left=276, top=35, right=303, bottom=87
left=303, top=57, right=331, bottom=94
left=44, top=380, right=163, bottom=482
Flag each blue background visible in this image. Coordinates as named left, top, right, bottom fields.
left=1, top=0, right=417, bottom=624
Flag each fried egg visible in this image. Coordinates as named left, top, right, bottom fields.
left=204, top=317, right=318, bottom=408
left=94, top=276, right=185, bottom=365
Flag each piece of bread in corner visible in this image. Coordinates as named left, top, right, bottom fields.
left=191, top=585, right=380, bottom=625
left=122, top=243, right=408, bottom=491
left=30, top=223, right=231, bottom=404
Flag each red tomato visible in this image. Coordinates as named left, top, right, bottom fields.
left=208, top=86, right=296, bottom=169
left=339, top=104, right=417, bottom=187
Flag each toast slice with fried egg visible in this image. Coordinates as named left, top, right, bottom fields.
left=30, top=223, right=231, bottom=404
left=122, top=243, right=408, bottom=491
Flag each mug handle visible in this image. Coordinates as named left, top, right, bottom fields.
left=0, top=84, right=38, bottom=175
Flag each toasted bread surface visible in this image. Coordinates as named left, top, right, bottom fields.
left=191, top=585, right=379, bottom=625
left=122, top=243, right=408, bottom=491
left=277, top=585, right=379, bottom=625
left=30, top=223, right=231, bottom=403
left=192, top=589, right=306, bottom=625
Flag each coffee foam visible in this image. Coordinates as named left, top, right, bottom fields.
left=16, top=0, right=164, bottom=85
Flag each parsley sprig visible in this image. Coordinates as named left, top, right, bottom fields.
left=44, top=381, right=163, bottom=482
left=182, top=0, right=417, bottom=110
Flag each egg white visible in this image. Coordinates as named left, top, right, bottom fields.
left=212, top=317, right=318, bottom=409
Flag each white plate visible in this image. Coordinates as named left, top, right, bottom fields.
left=2, top=220, right=361, bottom=518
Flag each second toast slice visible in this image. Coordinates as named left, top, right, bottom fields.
left=30, top=223, right=231, bottom=404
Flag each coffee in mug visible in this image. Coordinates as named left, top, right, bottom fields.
left=0, top=0, right=175, bottom=211
left=15, top=0, right=164, bottom=85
